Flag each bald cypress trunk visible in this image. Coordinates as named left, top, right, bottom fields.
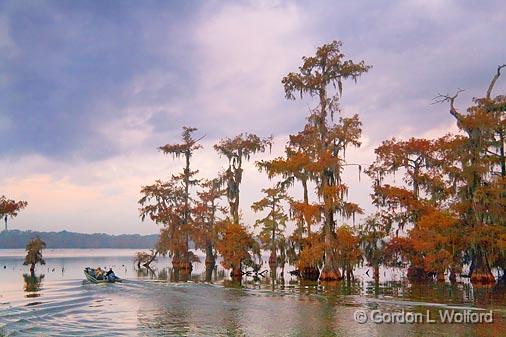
left=470, top=247, right=495, bottom=284
left=205, top=240, right=215, bottom=282
left=231, top=264, right=242, bottom=280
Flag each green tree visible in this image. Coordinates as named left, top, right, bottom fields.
left=214, top=133, right=271, bottom=278
left=194, top=178, right=227, bottom=281
left=251, top=186, right=290, bottom=274
left=359, top=215, right=389, bottom=282
left=214, top=133, right=272, bottom=224
left=23, top=237, right=46, bottom=275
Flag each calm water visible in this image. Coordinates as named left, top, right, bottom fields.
left=0, top=249, right=505, bottom=336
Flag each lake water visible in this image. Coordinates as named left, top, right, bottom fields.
left=0, top=249, right=505, bottom=336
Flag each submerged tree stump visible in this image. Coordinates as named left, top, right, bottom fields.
left=319, top=265, right=343, bottom=281
left=301, top=266, right=320, bottom=281
left=471, top=273, right=496, bottom=284
left=470, top=251, right=496, bottom=285
left=407, top=266, right=429, bottom=282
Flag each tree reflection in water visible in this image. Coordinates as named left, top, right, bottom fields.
left=156, top=268, right=168, bottom=281
left=23, top=273, right=44, bottom=298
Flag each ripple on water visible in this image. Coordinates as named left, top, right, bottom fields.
left=1, top=275, right=506, bottom=336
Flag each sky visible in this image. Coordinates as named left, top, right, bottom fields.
left=1, top=0, right=505, bottom=235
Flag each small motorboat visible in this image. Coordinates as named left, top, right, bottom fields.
left=84, top=267, right=122, bottom=284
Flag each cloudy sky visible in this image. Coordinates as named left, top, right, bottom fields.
left=1, top=0, right=504, bottom=234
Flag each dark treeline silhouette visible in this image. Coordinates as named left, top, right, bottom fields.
left=0, top=230, right=160, bottom=249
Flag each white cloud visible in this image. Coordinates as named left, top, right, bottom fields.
left=191, top=1, right=315, bottom=133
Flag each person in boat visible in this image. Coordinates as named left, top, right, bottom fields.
left=105, top=268, right=116, bottom=281
left=95, top=267, right=105, bottom=280
left=86, top=267, right=96, bottom=278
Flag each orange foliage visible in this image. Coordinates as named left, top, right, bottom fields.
left=409, top=209, right=463, bottom=276
left=334, top=225, right=362, bottom=274
left=0, top=196, right=28, bottom=230
left=215, top=222, right=259, bottom=274
left=365, top=65, right=506, bottom=283
left=297, top=233, right=325, bottom=270
left=281, top=41, right=370, bottom=280
left=139, top=127, right=203, bottom=273
left=290, top=202, right=321, bottom=230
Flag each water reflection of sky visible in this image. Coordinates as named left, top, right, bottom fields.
left=0, top=249, right=505, bottom=337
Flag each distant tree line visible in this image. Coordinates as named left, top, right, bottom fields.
left=0, top=230, right=160, bottom=249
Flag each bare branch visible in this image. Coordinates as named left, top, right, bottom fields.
left=486, top=64, right=506, bottom=99
left=485, top=149, right=500, bottom=157
left=432, top=88, right=465, bottom=122
left=194, top=134, right=207, bottom=144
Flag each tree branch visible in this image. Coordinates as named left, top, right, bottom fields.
left=486, top=64, right=505, bottom=99
left=432, top=88, right=465, bottom=123
left=485, top=149, right=500, bottom=157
